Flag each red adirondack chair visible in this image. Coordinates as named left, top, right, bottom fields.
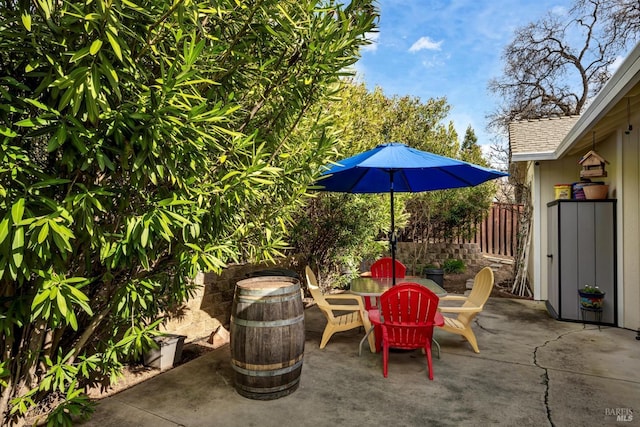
left=370, top=257, right=406, bottom=279
left=368, top=283, right=443, bottom=380
left=364, top=257, right=407, bottom=310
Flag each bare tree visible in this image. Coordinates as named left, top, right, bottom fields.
left=488, top=0, right=640, bottom=130
left=599, top=0, right=640, bottom=45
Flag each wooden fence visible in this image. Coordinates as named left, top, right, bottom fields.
left=462, top=203, right=523, bottom=257
left=399, top=203, right=524, bottom=258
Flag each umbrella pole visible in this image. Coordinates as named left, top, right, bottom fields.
left=390, top=172, right=396, bottom=285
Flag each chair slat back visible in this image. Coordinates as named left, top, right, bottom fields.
left=371, top=257, right=406, bottom=278
left=459, top=266, right=494, bottom=323
left=378, top=283, right=439, bottom=348
left=305, top=266, right=328, bottom=309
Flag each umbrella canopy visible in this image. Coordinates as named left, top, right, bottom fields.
left=317, top=142, right=507, bottom=193
left=315, top=142, right=508, bottom=282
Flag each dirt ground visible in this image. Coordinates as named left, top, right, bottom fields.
left=87, top=255, right=521, bottom=401
left=442, top=254, right=518, bottom=298
left=86, top=339, right=219, bottom=400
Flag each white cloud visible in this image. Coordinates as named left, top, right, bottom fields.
left=408, top=36, right=442, bottom=53
left=420, top=56, right=447, bottom=69
left=550, top=6, right=568, bottom=16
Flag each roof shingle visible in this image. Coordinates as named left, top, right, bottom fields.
left=509, top=116, right=580, bottom=157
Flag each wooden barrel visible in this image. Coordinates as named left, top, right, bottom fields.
left=230, top=275, right=305, bottom=400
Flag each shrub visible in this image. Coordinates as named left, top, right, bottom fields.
left=443, top=259, right=466, bottom=274
left=0, top=1, right=376, bottom=424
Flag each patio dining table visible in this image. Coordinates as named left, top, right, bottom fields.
left=350, top=277, right=446, bottom=356
left=350, top=277, right=446, bottom=297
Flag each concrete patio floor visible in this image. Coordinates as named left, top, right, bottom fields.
left=82, top=298, right=639, bottom=427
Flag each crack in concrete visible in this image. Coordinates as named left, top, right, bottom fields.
left=533, top=346, right=553, bottom=427
left=474, top=318, right=491, bottom=333
left=533, top=329, right=585, bottom=427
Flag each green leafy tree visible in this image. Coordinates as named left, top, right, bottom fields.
left=0, top=0, right=375, bottom=424
left=461, top=125, right=486, bottom=165
left=290, top=194, right=389, bottom=289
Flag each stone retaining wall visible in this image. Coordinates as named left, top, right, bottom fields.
left=162, top=260, right=298, bottom=342
left=387, top=242, right=483, bottom=275
left=399, top=241, right=483, bottom=266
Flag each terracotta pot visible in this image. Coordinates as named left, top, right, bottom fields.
left=583, top=184, right=609, bottom=199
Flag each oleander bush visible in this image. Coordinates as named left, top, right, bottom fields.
left=0, top=1, right=376, bottom=424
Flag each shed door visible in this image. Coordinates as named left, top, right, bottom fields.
left=547, top=204, right=559, bottom=316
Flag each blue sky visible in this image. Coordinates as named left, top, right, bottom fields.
left=354, top=0, right=571, bottom=151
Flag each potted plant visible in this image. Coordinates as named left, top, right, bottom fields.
left=578, top=285, right=605, bottom=309
left=143, top=334, right=187, bottom=371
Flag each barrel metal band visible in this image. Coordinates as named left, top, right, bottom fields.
left=235, top=294, right=299, bottom=304
left=232, top=358, right=303, bottom=377
left=231, top=353, right=303, bottom=371
left=231, top=314, right=304, bottom=327
left=235, top=376, right=300, bottom=394
left=236, top=285, right=298, bottom=297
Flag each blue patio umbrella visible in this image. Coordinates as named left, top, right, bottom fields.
left=315, top=142, right=508, bottom=282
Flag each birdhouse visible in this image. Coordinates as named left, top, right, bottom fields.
left=578, top=150, right=608, bottom=178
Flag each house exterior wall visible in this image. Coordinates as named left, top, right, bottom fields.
left=620, top=128, right=640, bottom=330
left=532, top=139, right=617, bottom=295
left=530, top=131, right=640, bottom=328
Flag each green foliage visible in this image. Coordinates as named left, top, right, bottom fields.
left=580, top=285, right=604, bottom=295
left=291, top=81, right=497, bottom=284
left=443, top=259, right=466, bottom=274
left=461, top=125, right=486, bottom=165
left=424, top=185, right=495, bottom=241
left=0, top=0, right=376, bottom=424
left=290, top=193, right=389, bottom=287
left=330, top=82, right=458, bottom=156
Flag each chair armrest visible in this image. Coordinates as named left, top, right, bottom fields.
left=325, top=294, right=365, bottom=308
left=324, top=293, right=366, bottom=310
left=327, top=304, right=365, bottom=312
left=439, top=295, right=468, bottom=301
left=438, top=305, right=482, bottom=314
left=324, top=293, right=362, bottom=301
